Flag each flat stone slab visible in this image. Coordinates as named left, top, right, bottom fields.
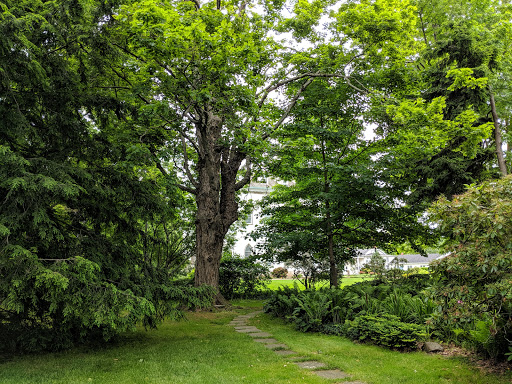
left=253, top=338, right=279, bottom=344
left=314, top=369, right=350, bottom=379
left=295, top=361, right=327, bottom=369
left=235, top=327, right=261, bottom=333
left=263, top=343, right=288, bottom=350
left=247, top=332, right=272, bottom=338
left=234, top=326, right=260, bottom=331
left=274, top=350, right=296, bottom=356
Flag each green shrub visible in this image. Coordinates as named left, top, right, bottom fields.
left=429, top=176, right=512, bottom=359
left=290, top=290, right=338, bottom=332
left=219, top=256, right=270, bottom=299
left=264, top=285, right=302, bottom=318
left=343, top=314, right=427, bottom=350
left=271, top=267, right=288, bottom=279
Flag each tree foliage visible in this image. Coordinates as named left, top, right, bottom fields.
left=0, top=0, right=212, bottom=353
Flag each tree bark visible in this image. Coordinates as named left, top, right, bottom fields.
left=490, top=92, right=507, bottom=176
left=192, top=111, right=248, bottom=300
left=322, top=139, right=338, bottom=288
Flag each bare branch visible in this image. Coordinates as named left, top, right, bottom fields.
left=257, top=72, right=314, bottom=107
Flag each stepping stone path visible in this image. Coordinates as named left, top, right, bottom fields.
left=230, top=311, right=366, bottom=383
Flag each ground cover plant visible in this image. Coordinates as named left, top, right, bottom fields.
left=264, top=275, right=437, bottom=350
left=1, top=303, right=510, bottom=384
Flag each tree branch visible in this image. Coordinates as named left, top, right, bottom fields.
left=235, top=156, right=252, bottom=191
left=261, top=77, right=315, bottom=140
left=182, top=137, right=200, bottom=187
left=177, top=183, right=198, bottom=195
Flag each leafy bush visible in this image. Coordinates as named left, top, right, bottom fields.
left=272, top=267, right=288, bottom=279
left=263, top=277, right=434, bottom=351
left=290, top=290, right=338, bottom=332
left=429, top=176, right=512, bottom=359
left=264, top=285, right=302, bottom=319
left=343, top=314, right=427, bottom=350
left=218, top=256, right=270, bottom=299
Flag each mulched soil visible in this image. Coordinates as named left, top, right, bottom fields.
left=439, top=344, right=511, bottom=376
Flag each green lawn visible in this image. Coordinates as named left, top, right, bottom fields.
left=1, top=301, right=510, bottom=384
left=267, top=275, right=373, bottom=290
left=250, top=309, right=512, bottom=384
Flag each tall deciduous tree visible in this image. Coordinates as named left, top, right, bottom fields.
left=254, top=80, right=404, bottom=288
left=104, top=0, right=406, bottom=298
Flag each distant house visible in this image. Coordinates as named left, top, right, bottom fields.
left=345, top=248, right=444, bottom=275
left=233, top=183, right=445, bottom=275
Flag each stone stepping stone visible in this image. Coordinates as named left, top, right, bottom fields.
left=253, top=338, right=279, bottom=344
left=294, top=361, right=327, bottom=369
left=229, top=322, right=246, bottom=326
left=263, top=343, right=288, bottom=350
left=235, top=327, right=261, bottom=333
left=247, top=332, right=272, bottom=338
left=274, top=350, right=296, bottom=356
left=314, top=369, right=350, bottom=379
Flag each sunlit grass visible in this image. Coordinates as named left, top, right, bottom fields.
left=267, top=275, right=373, bottom=290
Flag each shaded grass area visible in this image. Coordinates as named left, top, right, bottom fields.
left=250, top=310, right=512, bottom=384
left=267, top=275, right=372, bottom=290
left=1, top=300, right=510, bottom=384
left=0, top=307, right=326, bottom=384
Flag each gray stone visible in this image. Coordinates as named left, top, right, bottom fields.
left=294, top=361, right=327, bottom=369
left=314, top=370, right=350, bottom=379
left=253, top=338, right=279, bottom=344
left=423, top=341, right=444, bottom=353
left=235, top=326, right=261, bottom=333
left=247, top=332, right=272, bottom=338
left=263, top=343, right=288, bottom=350
left=274, top=350, right=296, bottom=356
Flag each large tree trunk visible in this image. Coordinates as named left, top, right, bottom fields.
left=192, top=112, right=248, bottom=303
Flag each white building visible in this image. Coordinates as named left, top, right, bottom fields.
left=232, top=181, right=273, bottom=258
left=345, top=248, right=444, bottom=275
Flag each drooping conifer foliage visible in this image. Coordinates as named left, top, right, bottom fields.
left=0, top=0, right=212, bottom=352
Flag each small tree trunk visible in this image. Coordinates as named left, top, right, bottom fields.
left=322, top=138, right=338, bottom=288
left=490, top=92, right=507, bottom=176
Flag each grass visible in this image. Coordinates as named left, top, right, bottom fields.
left=0, top=307, right=326, bottom=384
left=250, top=308, right=512, bottom=384
left=267, top=275, right=373, bottom=290
left=1, top=301, right=510, bottom=384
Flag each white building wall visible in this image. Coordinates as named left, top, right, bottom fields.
left=233, top=182, right=270, bottom=258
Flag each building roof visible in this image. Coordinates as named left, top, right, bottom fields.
left=358, top=248, right=388, bottom=256
left=356, top=249, right=443, bottom=264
